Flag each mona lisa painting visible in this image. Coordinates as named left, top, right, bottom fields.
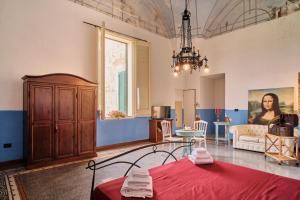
left=248, top=87, right=294, bottom=125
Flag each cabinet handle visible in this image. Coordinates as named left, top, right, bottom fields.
left=55, top=124, right=58, bottom=133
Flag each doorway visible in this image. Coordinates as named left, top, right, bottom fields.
left=199, top=73, right=225, bottom=137
left=183, top=89, right=196, bottom=127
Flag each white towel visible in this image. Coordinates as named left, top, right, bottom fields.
left=192, top=151, right=211, bottom=159
left=127, top=175, right=151, bottom=185
left=130, top=168, right=149, bottom=178
left=188, top=155, right=214, bottom=164
left=192, top=148, right=207, bottom=154
left=121, top=176, right=153, bottom=198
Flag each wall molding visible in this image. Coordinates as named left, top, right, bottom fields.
left=96, top=139, right=150, bottom=151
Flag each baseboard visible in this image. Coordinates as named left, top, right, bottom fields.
left=0, top=159, right=24, bottom=170
left=25, top=153, right=97, bottom=170
left=96, top=139, right=151, bottom=151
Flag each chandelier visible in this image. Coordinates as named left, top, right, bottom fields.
left=171, top=0, right=208, bottom=77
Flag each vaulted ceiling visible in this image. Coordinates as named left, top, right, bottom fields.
left=70, top=0, right=300, bottom=38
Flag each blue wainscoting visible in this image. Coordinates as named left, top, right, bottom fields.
left=225, top=109, right=248, bottom=139
left=97, top=117, right=150, bottom=146
left=0, top=110, right=150, bottom=162
left=0, top=111, right=23, bottom=162
left=1, top=108, right=297, bottom=162
left=225, top=109, right=248, bottom=125
left=196, top=109, right=226, bottom=138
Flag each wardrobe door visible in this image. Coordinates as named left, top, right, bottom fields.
left=30, top=84, right=54, bottom=163
left=78, top=87, right=96, bottom=155
left=55, top=86, right=77, bottom=159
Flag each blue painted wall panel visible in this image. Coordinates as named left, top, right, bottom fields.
left=196, top=109, right=226, bottom=137
left=97, top=117, right=150, bottom=146
left=225, top=109, right=248, bottom=125
left=1, top=109, right=297, bottom=162
left=0, top=110, right=150, bottom=162
left=0, top=111, right=23, bottom=162
left=225, top=109, right=248, bottom=139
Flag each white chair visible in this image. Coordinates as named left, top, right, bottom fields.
left=161, top=120, right=183, bottom=149
left=193, top=120, right=208, bottom=148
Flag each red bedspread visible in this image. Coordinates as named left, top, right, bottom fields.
left=93, top=159, right=300, bottom=200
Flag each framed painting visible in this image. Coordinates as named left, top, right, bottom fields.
left=248, top=87, right=294, bottom=125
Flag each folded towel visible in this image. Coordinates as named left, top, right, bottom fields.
left=192, top=148, right=207, bottom=154
left=192, top=151, right=211, bottom=159
left=121, top=176, right=153, bottom=198
left=127, top=174, right=152, bottom=185
left=188, top=155, right=214, bottom=165
left=130, top=168, right=149, bottom=178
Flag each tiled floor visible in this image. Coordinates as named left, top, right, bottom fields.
left=3, top=142, right=300, bottom=200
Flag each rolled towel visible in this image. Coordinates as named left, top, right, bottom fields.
left=121, top=176, right=153, bottom=198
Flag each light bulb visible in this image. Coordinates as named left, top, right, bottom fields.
left=204, top=64, right=209, bottom=73
left=173, top=71, right=179, bottom=77
left=175, top=65, right=180, bottom=71
left=183, top=63, right=190, bottom=71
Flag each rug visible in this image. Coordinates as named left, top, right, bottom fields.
left=8, top=141, right=300, bottom=200
left=13, top=143, right=183, bottom=200
left=0, top=172, right=9, bottom=200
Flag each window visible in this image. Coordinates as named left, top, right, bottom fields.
left=97, top=27, right=150, bottom=119
left=104, top=37, right=132, bottom=117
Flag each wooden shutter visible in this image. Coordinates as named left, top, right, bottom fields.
left=135, top=41, right=151, bottom=116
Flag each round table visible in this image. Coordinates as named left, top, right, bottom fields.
left=175, top=129, right=204, bottom=156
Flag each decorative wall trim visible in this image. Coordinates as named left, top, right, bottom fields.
left=96, top=139, right=150, bottom=151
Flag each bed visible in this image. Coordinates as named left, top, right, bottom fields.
left=87, top=141, right=300, bottom=200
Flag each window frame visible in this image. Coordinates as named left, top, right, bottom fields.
left=104, top=37, right=129, bottom=117
left=97, top=27, right=150, bottom=120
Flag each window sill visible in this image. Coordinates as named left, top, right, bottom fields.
left=101, top=116, right=135, bottom=121
left=99, top=116, right=151, bottom=121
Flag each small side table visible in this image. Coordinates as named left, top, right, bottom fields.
left=175, top=129, right=203, bottom=156
left=213, top=121, right=231, bottom=145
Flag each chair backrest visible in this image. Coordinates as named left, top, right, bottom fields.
left=194, top=120, right=208, bottom=136
left=161, top=120, right=172, bottom=138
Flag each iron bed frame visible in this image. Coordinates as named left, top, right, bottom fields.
left=86, top=140, right=196, bottom=200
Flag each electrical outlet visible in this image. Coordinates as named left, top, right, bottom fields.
left=3, top=143, right=12, bottom=148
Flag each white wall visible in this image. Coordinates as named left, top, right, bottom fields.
left=197, top=76, right=225, bottom=109
left=0, top=0, right=182, bottom=110
left=193, top=12, right=300, bottom=111
left=199, top=77, right=214, bottom=109
left=2, top=0, right=299, bottom=111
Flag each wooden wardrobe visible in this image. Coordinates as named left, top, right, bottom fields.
left=23, top=73, right=97, bottom=168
